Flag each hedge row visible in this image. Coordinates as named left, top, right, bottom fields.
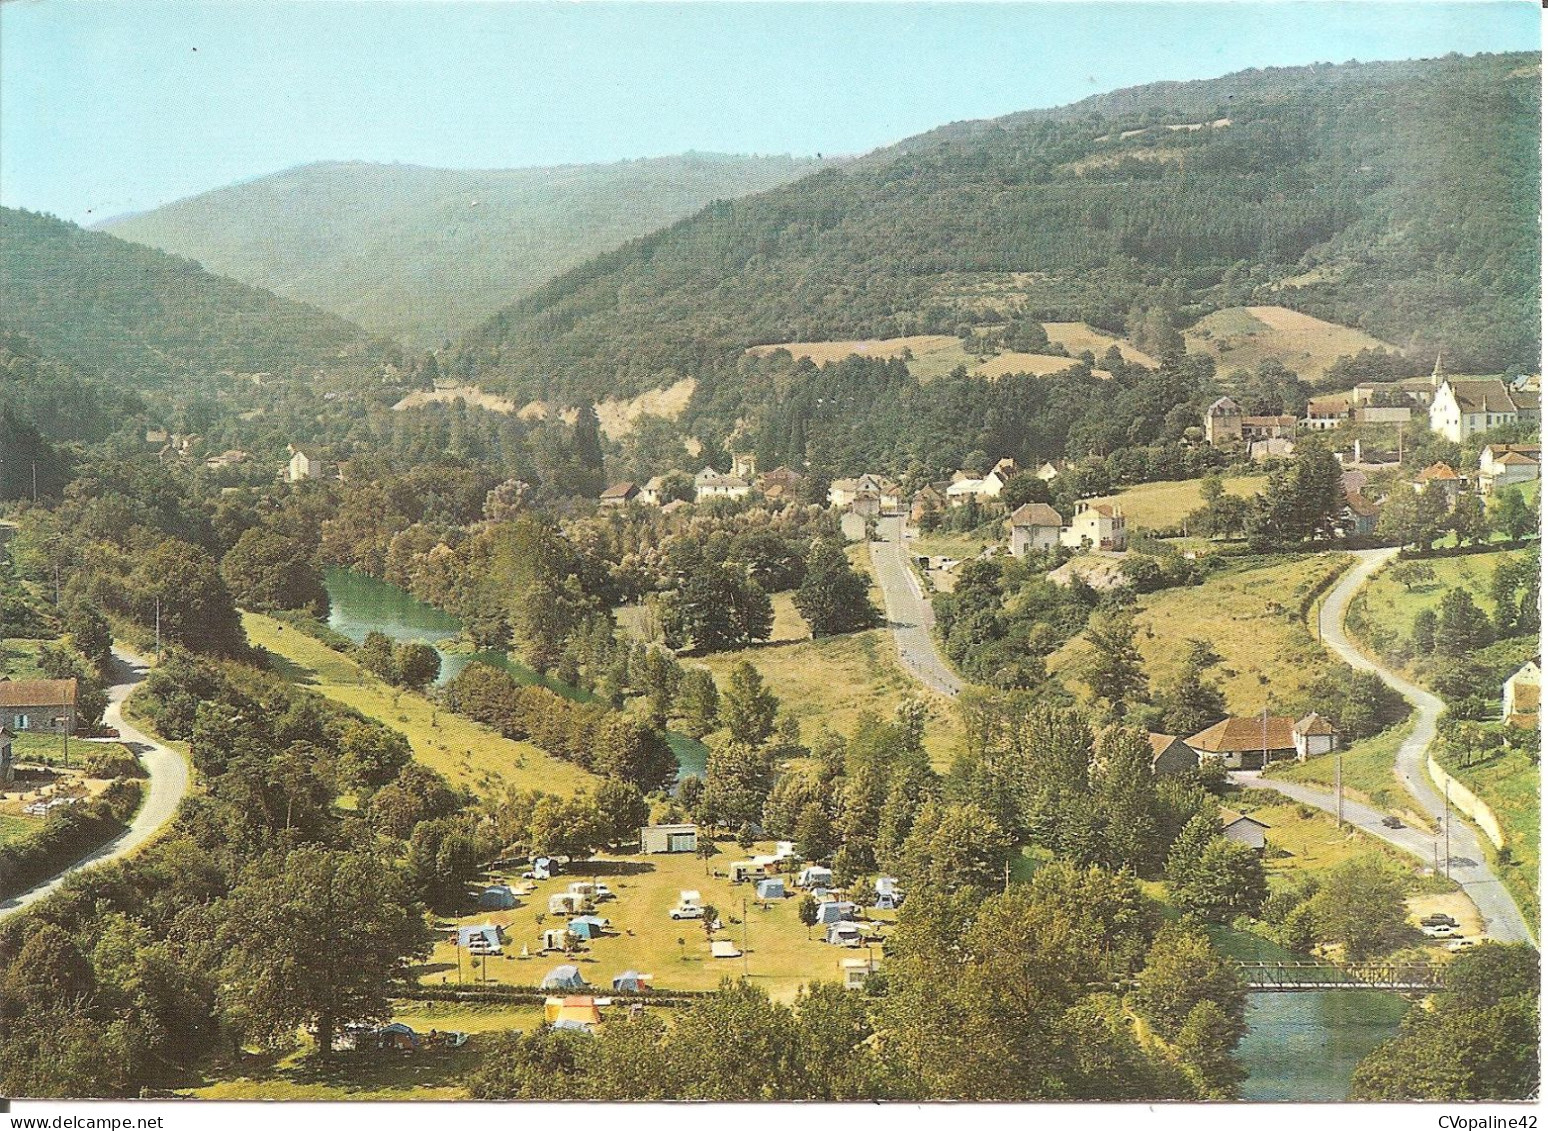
left=0, top=779, right=143, bottom=900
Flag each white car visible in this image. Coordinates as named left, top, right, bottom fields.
left=1447, top=938, right=1476, bottom=952
left=670, top=905, right=704, bottom=920
left=1422, top=924, right=1457, bottom=939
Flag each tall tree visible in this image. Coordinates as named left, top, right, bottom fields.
left=794, top=540, right=878, bottom=637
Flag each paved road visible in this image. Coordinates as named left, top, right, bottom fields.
left=868, top=515, right=964, bottom=697
left=0, top=647, right=189, bottom=920
left=1241, top=548, right=1534, bottom=946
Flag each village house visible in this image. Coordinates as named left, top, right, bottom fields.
left=1354, top=404, right=1413, bottom=427
left=1204, top=396, right=1296, bottom=447
left=1478, top=444, right=1541, bottom=494
left=0, top=678, right=79, bottom=736
left=1302, top=396, right=1349, bottom=431
left=693, top=467, right=751, bottom=502
left=1412, top=462, right=1463, bottom=507
left=1351, top=376, right=1438, bottom=409
left=1502, top=659, right=1539, bottom=728
left=1292, top=713, right=1340, bottom=760
left=1184, top=715, right=1297, bottom=770
left=1220, top=809, right=1269, bottom=852
left=730, top=450, right=756, bottom=480
left=285, top=444, right=325, bottom=483
left=1429, top=377, right=1541, bottom=443
left=1059, top=502, right=1126, bottom=552
left=910, top=483, right=948, bottom=523
left=1007, top=502, right=1065, bottom=557
left=1147, top=733, right=1200, bottom=777
left=1339, top=490, right=1382, bottom=537
left=754, top=466, right=806, bottom=503
left=1036, top=460, right=1068, bottom=482
left=639, top=475, right=669, bottom=506
left=945, top=458, right=1018, bottom=506
left=829, top=474, right=900, bottom=514
left=598, top=482, right=640, bottom=507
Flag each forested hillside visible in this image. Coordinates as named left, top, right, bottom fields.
left=459, top=52, right=1538, bottom=408
left=1, top=208, right=371, bottom=385
left=100, top=154, right=838, bottom=346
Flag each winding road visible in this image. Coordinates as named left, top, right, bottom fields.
left=869, top=515, right=964, bottom=697
left=0, top=646, right=188, bottom=921
left=1241, top=548, right=1534, bottom=946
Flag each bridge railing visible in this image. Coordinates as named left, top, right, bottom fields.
left=1234, top=959, right=1444, bottom=991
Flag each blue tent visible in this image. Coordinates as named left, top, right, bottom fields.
left=568, top=915, right=608, bottom=940
left=815, top=900, right=858, bottom=925
left=755, top=877, right=786, bottom=900
left=457, top=924, right=503, bottom=950
left=541, top=964, right=587, bottom=990
left=479, top=884, right=517, bottom=909
left=378, top=1022, right=420, bottom=1049
left=612, top=970, right=648, bottom=992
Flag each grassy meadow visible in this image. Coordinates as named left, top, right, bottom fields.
left=243, top=612, right=596, bottom=797
left=1084, top=474, right=1267, bottom=533
left=1184, top=304, right=1397, bottom=381
left=1435, top=740, right=1540, bottom=934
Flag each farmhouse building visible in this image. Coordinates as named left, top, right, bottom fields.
left=1007, top=502, right=1064, bottom=557
left=639, top=823, right=698, bottom=854
left=1184, top=715, right=1297, bottom=770
left=693, top=468, right=751, bottom=502
left=754, top=466, right=806, bottom=502
left=1303, top=396, right=1349, bottom=431
left=1292, top=713, right=1340, bottom=760
left=1412, top=462, right=1463, bottom=507
left=1429, top=378, right=1541, bottom=443
left=285, top=444, right=325, bottom=482
left=1204, top=397, right=1296, bottom=447
left=1503, top=659, right=1539, bottom=728
left=1060, top=502, right=1127, bottom=552
left=1339, top=491, right=1382, bottom=537
left=0, top=678, right=79, bottom=736
left=598, top=482, right=640, bottom=507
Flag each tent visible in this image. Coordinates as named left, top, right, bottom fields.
left=541, top=964, right=587, bottom=990
left=457, top=924, right=504, bottom=951
left=541, top=928, right=572, bottom=952
left=798, top=866, right=834, bottom=888
left=815, top=900, right=858, bottom=925
left=478, top=885, right=517, bottom=910
left=826, top=921, right=863, bottom=947
left=544, top=995, right=602, bottom=1028
left=755, top=877, right=786, bottom=900
left=874, top=876, right=899, bottom=897
left=875, top=892, right=904, bottom=910
left=532, top=856, right=558, bottom=879
left=678, top=890, right=702, bottom=909
left=710, top=940, right=742, bottom=959
left=568, top=915, right=608, bottom=940
left=377, top=1022, right=419, bottom=1050
left=612, top=970, right=652, bottom=993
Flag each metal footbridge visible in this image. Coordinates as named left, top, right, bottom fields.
left=1235, top=960, right=1444, bottom=993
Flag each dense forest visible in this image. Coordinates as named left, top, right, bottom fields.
left=101, top=155, right=839, bottom=347
left=458, top=52, right=1538, bottom=412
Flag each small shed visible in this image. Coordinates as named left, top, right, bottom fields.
left=1220, top=809, right=1269, bottom=852
left=640, top=823, right=698, bottom=854
left=755, top=877, right=786, bottom=900
left=826, top=921, right=863, bottom=947
left=541, top=964, right=587, bottom=990
left=478, top=884, right=517, bottom=910
left=815, top=900, right=858, bottom=926
left=841, top=957, right=879, bottom=989
left=568, top=915, right=609, bottom=940
left=710, top=940, right=742, bottom=959
left=540, top=927, right=572, bottom=952
left=457, top=924, right=504, bottom=951
left=798, top=866, right=834, bottom=889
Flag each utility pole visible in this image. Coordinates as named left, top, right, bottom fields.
left=1335, top=754, right=1343, bottom=829
left=31, top=462, right=37, bottom=504
left=154, top=596, right=162, bottom=664
left=1443, top=779, right=1451, bottom=880
left=742, top=898, right=749, bottom=979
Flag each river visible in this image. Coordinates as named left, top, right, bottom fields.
left=323, top=568, right=707, bottom=777
left=323, top=567, right=1405, bottom=1097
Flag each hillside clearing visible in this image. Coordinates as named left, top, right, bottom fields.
left=244, top=612, right=596, bottom=797
left=1185, top=305, right=1399, bottom=381
left=1042, top=321, right=1158, bottom=366
left=746, top=336, right=1090, bottom=383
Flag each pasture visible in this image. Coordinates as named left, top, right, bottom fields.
left=1083, top=474, right=1267, bottom=532
left=1185, top=305, right=1398, bottom=381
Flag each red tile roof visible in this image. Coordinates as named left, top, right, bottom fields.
left=1185, top=715, right=1297, bottom=753
left=0, top=678, right=78, bottom=708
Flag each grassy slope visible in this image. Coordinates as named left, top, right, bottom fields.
left=1267, top=726, right=1421, bottom=822
left=0, top=638, right=45, bottom=679
left=1084, top=474, right=1267, bottom=532
left=1435, top=741, right=1540, bottom=935
left=1184, top=304, right=1399, bottom=382
left=1049, top=554, right=1345, bottom=717
left=243, top=612, right=595, bottom=797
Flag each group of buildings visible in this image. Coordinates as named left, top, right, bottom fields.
left=599, top=455, right=810, bottom=511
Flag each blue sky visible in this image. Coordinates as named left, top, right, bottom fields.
left=1, top=1, right=1539, bottom=224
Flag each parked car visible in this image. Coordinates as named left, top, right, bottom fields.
left=1422, top=924, right=1457, bottom=939
left=593, top=883, right=614, bottom=901
left=1381, top=815, right=1403, bottom=829
left=1420, top=913, right=1459, bottom=928
left=670, top=905, right=704, bottom=920
left=1447, top=938, right=1477, bottom=952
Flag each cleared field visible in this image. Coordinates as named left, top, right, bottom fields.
left=185, top=1043, right=474, bottom=1100
left=746, top=335, right=1089, bottom=383
left=1048, top=554, right=1346, bottom=716
left=420, top=841, right=878, bottom=1004
left=244, top=612, right=596, bottom=798
left=392, top=384, right=519, bottom=414
left=1043, top=321, right=1158, bottom=366
left=973, top=352, right=1085, bottom=379
left=1185, top=304, right=1398, bottom=381
left=1084, top=474, right=1267, bottom=532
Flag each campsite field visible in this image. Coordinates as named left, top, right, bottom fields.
left=1048, top=554, right=1348, bottom=718
left=420, top=839, right=884, bottom=1003
left=1184, top=305, right=1397, bottom=381
left=243, top=612, right=596, bottom=797
left=1083, top=474, right=1267, bottom=533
